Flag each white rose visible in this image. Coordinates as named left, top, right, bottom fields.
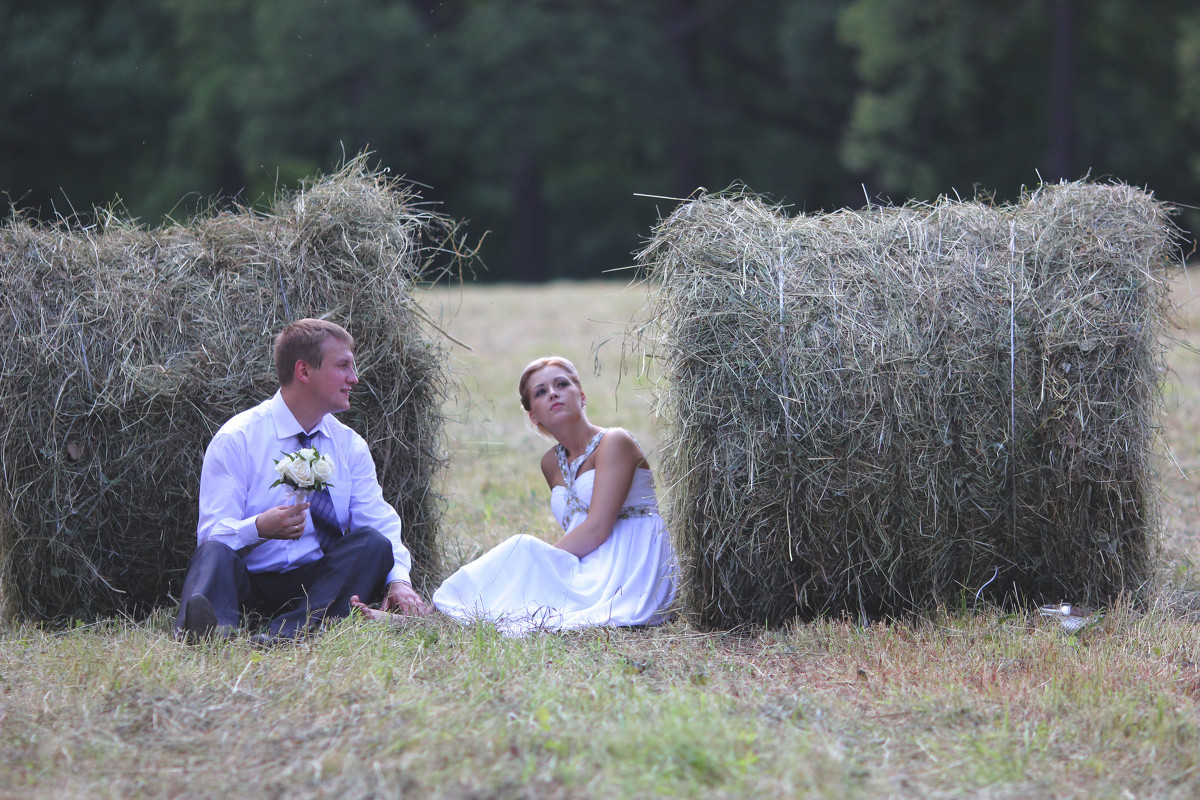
left=286, top=456, right=315, bottom=488
left=274, top=458, right=291, bottom=479
left=296, top=448, right=317, bottom=462
left=310, top=456, right=335, bottom=486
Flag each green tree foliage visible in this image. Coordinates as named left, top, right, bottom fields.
left=0, top=0, right=1195, bottom=278
left=1071, top=0, right=1193, bottom=194
left=0, top=0, right=173, bottom=220
left=154, top=0, right=256, bottom=211
left=838, top=0, right=1053, bottom=198
left=838, top=0, right=1197, bottom=209
left=235, top=0, right=430, bottom=193
left=405, top=0, right=858, bottom=279
left=399, top=0, right=683, bottom=280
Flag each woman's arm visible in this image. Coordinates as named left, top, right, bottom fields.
left=554, top=429, right=645, bottom=558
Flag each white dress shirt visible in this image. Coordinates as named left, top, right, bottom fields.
left=196, top=391, right=411, bottom=586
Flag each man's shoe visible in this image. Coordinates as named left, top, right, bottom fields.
left=180, top=594, right=231, bottom=643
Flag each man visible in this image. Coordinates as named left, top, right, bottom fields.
left=174, top=318, right=425, bottom=645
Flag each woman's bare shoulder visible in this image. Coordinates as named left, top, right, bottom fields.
left=597, top=427, right=648, bottom=465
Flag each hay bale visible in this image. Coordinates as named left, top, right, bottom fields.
left=638, top=181, right=1177, bottom=629
left=0, top=156, right=459, bottom=622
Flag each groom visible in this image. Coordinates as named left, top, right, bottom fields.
left=174, top=318, right=425, bottom=645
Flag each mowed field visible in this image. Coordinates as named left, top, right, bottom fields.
left=418, top=280, right=662, bottom=565
left=3, top=276, right=1200, bottom=799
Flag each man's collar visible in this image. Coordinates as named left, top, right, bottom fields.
left=269, top=390, right=325, bottom=441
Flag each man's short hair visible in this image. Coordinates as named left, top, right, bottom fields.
left=274, top=319, right=354, bottom=386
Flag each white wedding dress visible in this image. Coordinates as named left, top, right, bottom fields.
left=432, top=430, right=676, bottom=636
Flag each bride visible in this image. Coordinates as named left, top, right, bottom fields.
left=354, top=356, right=676, bottom=635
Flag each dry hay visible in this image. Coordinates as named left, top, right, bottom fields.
left=0, top=156, right=462, bottom=622
left=638, top=181, right=1179, bottom=629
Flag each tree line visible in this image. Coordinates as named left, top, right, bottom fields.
left=2, top=0, right=1197, bottom=281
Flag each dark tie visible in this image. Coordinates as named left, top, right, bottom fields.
left=297, top=432, right=343, bottom=552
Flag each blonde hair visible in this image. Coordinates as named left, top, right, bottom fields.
left=518, top=356, right=583, bottom=435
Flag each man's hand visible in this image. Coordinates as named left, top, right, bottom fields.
left=255, top=502, right=309, bottom=540
left=381, top=580, right=427, bottom=616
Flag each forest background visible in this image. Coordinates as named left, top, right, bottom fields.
left=3, top=0, right=1199, bottom=282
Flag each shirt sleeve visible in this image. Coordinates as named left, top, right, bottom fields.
left=197, top=430, right=264, bottom=550
left=344, top=434, right=412, bottom=585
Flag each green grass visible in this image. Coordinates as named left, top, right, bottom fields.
left=3, top=277, right=1200, bottom=799
left=4, top=605, right=1200, bottom=798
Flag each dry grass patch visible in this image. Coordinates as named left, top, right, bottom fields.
left=2, top=604, right=1200, bottom=799
left=2, top=272, right=1200, bottom=799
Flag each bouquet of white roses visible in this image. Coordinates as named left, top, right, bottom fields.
left=271, top=447, right=335, bottom=494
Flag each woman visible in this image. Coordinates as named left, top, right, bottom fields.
left=354, top=356, right=675, bottom=635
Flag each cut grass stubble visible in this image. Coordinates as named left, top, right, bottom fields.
left=3, top=599, right=1200, bottom=799
left=4, top=277, right=1200, bottom=799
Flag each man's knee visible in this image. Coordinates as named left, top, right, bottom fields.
left=195, top=538, right=235, bottom=558
left=344, top=526, right=392, bottom=558
left=181, top=540, right=248, bottom=597
left=337, top=527, right=395, bottom=583
left=190, top=539, right=240, bottom=571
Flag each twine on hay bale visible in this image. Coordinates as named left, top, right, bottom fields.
left=638, top=181, right=1179, bottom=629
left=0, top=156, right=462, bottom=622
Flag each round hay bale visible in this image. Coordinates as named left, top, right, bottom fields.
left=638, top=181, right=1178, bottom=629
left=0, top=156, right=461, bottom=622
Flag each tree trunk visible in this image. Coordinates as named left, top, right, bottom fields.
left=510, top=149, right=548, bottom=283
left=661, top=0, right=706, bottom=197
left=1044, top=0, right=1075, bottom=180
